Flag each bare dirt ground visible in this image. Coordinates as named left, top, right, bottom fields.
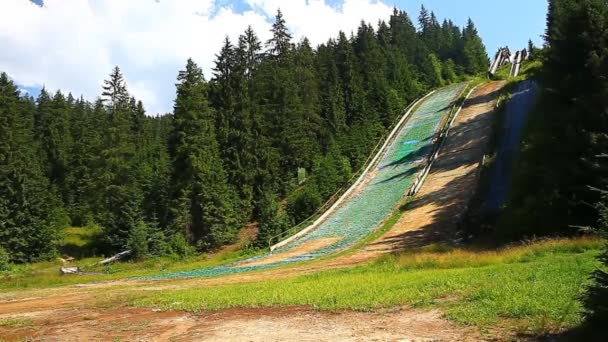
left=0, top=305, right=483, bottom=341
left=0, top=82, right=504, bottom=341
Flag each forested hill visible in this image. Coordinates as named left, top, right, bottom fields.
left=0, top=7, right=488, bottom=262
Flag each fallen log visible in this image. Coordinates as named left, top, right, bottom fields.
left=60, top=266, right=81, bottom=275
left=58, top=256, right=75, bottom=264
left=97, top=250, right=131, bottom=265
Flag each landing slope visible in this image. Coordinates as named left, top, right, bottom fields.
left=325, top=81, right=506, bottom=265
left=146, top=83, right=467, bottom=280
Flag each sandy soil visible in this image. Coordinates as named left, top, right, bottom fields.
left=237, top=237, right=341, bottom=267
left=0, top=82, right=504, bottom=342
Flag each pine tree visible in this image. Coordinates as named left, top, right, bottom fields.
left=418, top=5, right=431, bottom=32
left=0, top=72, right=60, bottom=262
left=317, top=41, right=346, bottom=141
left=266, top=9, right=293, bottom=59
left=65, top=97, right=95, bottom=224
left=47, top=90, right=72, bottom=204
left=390, top=8, right=418, bottom=65
left=140, top=115, right=172, bottom=227
left=389, top=9, right=422, bottom=99
left=211, top=37, right=237, bottom=153
left=462, top=18, right=488, bottom=74
left=424, top=12, right=443, bottom=54
left=102, top=66, right=129, bottom=107
left=260, top=11, right=303, bottom=191
left=336, top=31, right=366, bottom=125
left=354, top=22, right=386, bottom=126
left=212, top=36, right=256, bottom=222
left=239, top=26, right=262, bottom=79
left=288, top=38, right=322, bottom=170
left=255, top=192, right=290, bottom=248
left=170, top=59, right=237, bottom=249
left=97, top=67, right=143, bottom=252
left=527, top=39, right=536, bottom=60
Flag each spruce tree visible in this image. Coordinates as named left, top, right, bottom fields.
left=418, top=5, right=431, bottom=32
left=170, top=59, right=237, bottom=249
left=97, top=67, right=143, bottom=252
left=66, top=97, right=95, bottom=224
left=336, top=31, right=366, bottom=125
left=266, top=9, right=293, bottom=59
left=317, top=42, right=346, bottom=142
left=47, top=90, right=72, bottom=204
left=462, top=18, right=488, bottom=74
left=290, top=38, right=322, bottom=169
left=0, top=72, right=60, bottom=262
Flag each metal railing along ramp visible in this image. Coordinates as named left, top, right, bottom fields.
left=141, top=83, right=467, bottom=280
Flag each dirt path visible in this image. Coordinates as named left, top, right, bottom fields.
left=0, top=82, right=503, bottom=341
left=0, top=305, right=483, bottom=341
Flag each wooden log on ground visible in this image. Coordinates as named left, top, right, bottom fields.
left=60, top=266, right=81, bottom=275
left=97, top=250, right=131, bottom=265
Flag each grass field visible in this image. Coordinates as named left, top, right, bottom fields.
left=0, top=243, right=261, bottom=290
left=130, top=237, right=601, bottom=335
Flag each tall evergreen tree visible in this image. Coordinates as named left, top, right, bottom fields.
left=0, top=73, right=60, bottom=262
left=266, top=9, right=293, bottom=59
left=418, top=5, right=431, bottom=32
left=97, top=67, right=143, bottom=251
left=170, top=59, right=237, bottom=248
left=461, top=18, right=488, bottom=74
left=317, top=41, right=346, bottom=142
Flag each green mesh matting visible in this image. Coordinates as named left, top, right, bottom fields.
left=141, top=83, right=465, bottom=280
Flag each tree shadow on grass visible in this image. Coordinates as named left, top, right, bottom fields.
left=520, top=323, right=605, bottom=342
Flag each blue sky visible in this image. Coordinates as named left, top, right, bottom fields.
left=6, top=0, right=547, bottom=113
left=393, top=0, right=547, bottom=53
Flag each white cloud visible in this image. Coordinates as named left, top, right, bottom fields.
left=0, top=0, right=392, bottom=114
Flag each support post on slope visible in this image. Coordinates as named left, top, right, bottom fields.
left=489, top=47, right=512, bottom=77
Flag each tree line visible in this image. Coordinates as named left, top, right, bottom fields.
left=0, top=7, right=488, bottom=262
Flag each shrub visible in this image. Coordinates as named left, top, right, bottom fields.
left=286, top=186, right=322, bottom=223
left=167, top=233, right=195, bottom=260
left=0, top=247, right=11, bottom=272
left=256, top=192, right=292, bottom=248
left=127, top=221, right=150, bottom=260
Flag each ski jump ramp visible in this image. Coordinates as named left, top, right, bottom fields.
left=144, top=83, right=468, bottom=280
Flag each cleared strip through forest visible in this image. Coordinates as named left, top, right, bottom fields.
left=143, top=83, right=466, bottom=280
left=332, top=81, right=506, bottom=260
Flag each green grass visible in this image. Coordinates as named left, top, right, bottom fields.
left=494, top=60, right=542, bottom=81
left=58, top=225, right=103, bottom=258
left=0, top=246, right=263, bottom=290
left=130, top=237, right=601, bottom=335
left=0, top=318, right=35, bottom=328
left=60, top=226, right=103, bottom=247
